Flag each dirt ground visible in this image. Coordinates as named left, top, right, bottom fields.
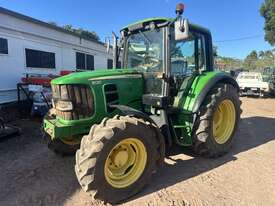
left=0, top=97, right=275, bottom=206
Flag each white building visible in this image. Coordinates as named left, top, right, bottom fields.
left=0, top=7, right=116, bottom=104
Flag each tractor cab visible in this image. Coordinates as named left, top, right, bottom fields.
left=117, top=6, right=214, bottom=109
left=109, top=5, right=216, bottom=146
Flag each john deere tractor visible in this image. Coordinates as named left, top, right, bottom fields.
left=43, top=3, right=241, bottom=203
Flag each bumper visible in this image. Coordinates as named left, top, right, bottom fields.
left=43, top=117, right=91, bottom=140
left=240, top=87, right=268, bottom=96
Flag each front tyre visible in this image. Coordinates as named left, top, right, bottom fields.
left=42, top=109, right=80, bottom=155
left=193, top=83, right=241, bottom=157
left=43, top=132, right=80, bottom=155
left=75, top=115, right=159, bottom=204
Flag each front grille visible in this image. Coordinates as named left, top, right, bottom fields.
left=52, top=84, right=94, bottom=120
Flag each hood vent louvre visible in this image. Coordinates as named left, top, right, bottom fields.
left=104, top=84, right=119, bottom=113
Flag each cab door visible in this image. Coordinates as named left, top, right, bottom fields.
left=170, top=31, right=207, bottom=92
left=169, top=30, right=208, bottom=145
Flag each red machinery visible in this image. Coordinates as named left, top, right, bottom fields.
left=18, top=70, right=74, bottom=116
left=21, top=70, right=73, bottom=86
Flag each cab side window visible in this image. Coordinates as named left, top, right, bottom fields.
left=170, top=36, right=195, bottom=76
left=170, top=33, right=206, bottom=76
left=197, top=35, right=206, bottom=72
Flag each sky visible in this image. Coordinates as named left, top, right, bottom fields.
left=0, top=0, right=273, bottom=59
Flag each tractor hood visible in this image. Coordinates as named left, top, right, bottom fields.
left=51, top=69, right=140, bottom=85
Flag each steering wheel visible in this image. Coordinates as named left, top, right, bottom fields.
left=138, top=55, right=161, bottom=71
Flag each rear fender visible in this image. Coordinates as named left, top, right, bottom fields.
left=191, top=72, right=239, bottom=113
left=176, top=71, right=239, bottom=114
left=172, top=71, right=239, bottom=146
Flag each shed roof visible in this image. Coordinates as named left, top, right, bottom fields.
left=0, top=7, right=104, bottom=45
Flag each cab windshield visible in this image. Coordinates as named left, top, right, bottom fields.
left=124, top=28, right=164, bottom=94
left=125, top=28, right=164, bottom=73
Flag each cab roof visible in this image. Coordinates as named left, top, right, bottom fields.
left=121, top=17, right=172, bottom=31
left=121, top=17, right=211, bottom=35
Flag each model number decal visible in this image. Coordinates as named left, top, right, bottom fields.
left=92, top=80, right=102, bottom=85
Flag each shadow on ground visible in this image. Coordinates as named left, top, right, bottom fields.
left=0, top=116, right=274, bottom=206
left=126, top=116, right=275, bottom=203
left=0, top=120, right=79, bottom=206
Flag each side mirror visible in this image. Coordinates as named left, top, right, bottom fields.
left=105, top=37, right=110, bottom=54
left=174, top=18, right=189, bottom=41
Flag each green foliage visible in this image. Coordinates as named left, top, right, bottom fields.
left=48, top=21, right=58, bottom=26
left=243, top=50, right=258, bottom=70
left=260, top=0, right=275, bottom=45
left=48, top=22, right=100, bottom=42
left=215, top=56, right=243, bottom=70
left=244, top=49, right=274, bottom=70
left=62, top=24, right=100, bottom=42
left=171, top=45, right=184, bottom=57
left=213, top=46, right=218, bottom=57
left=215, top=49, right=274, bottom=71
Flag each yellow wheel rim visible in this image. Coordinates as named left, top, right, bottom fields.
left=104, top=138, right=147, bottom=188
left=213, top=99, right=236, bottom=144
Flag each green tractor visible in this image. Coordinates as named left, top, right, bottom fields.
left=43, top=3, right=241, bottom=203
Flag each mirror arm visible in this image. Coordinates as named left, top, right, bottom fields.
left=112, top=31, right=118, bottom=69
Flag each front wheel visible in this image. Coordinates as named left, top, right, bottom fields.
left=75, top=115, right=159, bottom=204
left=42, top=109, right=80, bottom=155
left=192, top=83, right=241, bottom=157
left=43, top=132, right=80, bottom=155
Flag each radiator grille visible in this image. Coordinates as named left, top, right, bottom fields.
left=52, top=84, right=94, bottom=120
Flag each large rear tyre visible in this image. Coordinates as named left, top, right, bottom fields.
left=75, top=115, right=159, bottom=204
left=192, top=83, right=241, bottom=157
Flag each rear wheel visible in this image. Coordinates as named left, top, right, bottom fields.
left=193, top=83, right=241, bottom=157
left=75, top=115, right=159, bottom=204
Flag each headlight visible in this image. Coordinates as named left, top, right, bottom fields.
left=55, top=100, right=73, bottom=111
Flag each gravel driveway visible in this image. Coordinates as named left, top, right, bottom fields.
left=0, top=97, right=275, bottom=206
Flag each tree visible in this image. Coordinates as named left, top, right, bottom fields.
left=213, top=46, right=218, bottom=57
left=260, top=0, right=275, bottom=45
left=62, top=24, right=100, bottom=42
left=215, top=56, right=243, bottom=70
left=47, top=22, right=100, bottom=42
left=214, top=49, right=274, bottom=71
left=243, top=50, right=274, bottom=70
left=63, top=24, right=73, bottom=31
left=259, top=50, right=265, bottom=59
left=244, top=50, right=258, bottom=70
left=263, top=50, right=275, bottom=67
left=48, top=21, right=58, bottom=26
